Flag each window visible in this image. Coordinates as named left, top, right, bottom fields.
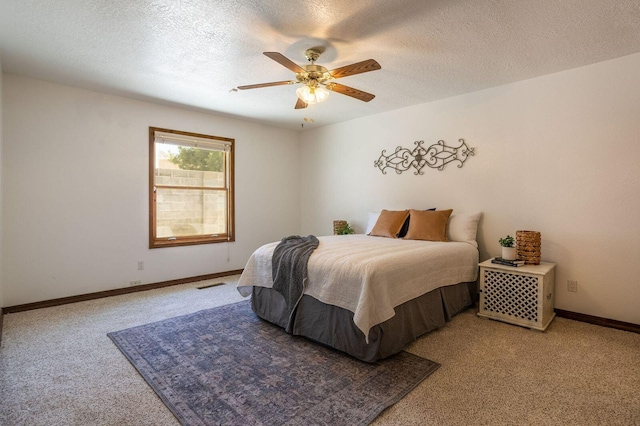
left=149, top=127, right=234, bottom=248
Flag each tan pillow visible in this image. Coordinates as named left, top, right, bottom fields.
left=404, top=209, right=453, bottom=241
left=369, top=209, right=410, bottom=238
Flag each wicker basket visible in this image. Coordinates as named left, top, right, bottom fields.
left=333, top=220, right=347, bottom=235
left=516, top=230, right=541, bottom=265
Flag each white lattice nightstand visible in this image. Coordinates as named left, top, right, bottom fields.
left=478, top=259, right=556, bottom=331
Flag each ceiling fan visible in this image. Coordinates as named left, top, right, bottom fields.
left=237, top=48, right=381, bottom=109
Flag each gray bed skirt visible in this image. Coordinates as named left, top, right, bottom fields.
left=251, top=281, right=475, bottom=362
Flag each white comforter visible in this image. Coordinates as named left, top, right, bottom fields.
left=237, top=234, right=479, bottom=341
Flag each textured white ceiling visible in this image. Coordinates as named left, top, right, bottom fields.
left=1, top=0, right=640, bottom=130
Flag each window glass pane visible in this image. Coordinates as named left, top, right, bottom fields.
left=156, top=188, right=227, bottom=238
left=155, top=144, right=225, bottom=188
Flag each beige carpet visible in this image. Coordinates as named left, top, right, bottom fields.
left=1, top=276, right=639, bottom=425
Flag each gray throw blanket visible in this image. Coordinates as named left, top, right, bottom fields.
left=272, top=235, right=320, bottom=332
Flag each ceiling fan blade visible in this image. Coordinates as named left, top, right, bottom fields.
left=295, top=98, right=308, bottom=109
left=237, top=80, right=294, bottom=90
left=329, top=59, right=381, bottom=79
left=326, top=83, right=375, bottom=102
left=264, top=52, right=306, bottom=73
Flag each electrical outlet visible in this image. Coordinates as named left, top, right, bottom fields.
left=129, top=280, right=142, bottom=286
left=567, top=280, right=578, bottom=292
left=137, top=261, right=144, bottom=271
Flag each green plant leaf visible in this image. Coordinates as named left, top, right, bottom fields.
left=499, top=235, right=515, bottom=247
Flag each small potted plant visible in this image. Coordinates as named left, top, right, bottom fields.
left=336, top=222, right=355, bottom=235
left=499, top=235, right=517, bottom=260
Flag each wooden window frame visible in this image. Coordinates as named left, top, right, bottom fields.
left=149, top=127, right=235, bottom=249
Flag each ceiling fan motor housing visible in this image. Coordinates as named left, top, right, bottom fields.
left=297, top=64, right=331, bottom=87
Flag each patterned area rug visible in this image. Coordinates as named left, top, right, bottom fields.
left=108, top=300, right=440, bottom=426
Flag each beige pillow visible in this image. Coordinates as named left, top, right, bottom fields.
left=447, top=212, right=482, bottom=248
left=369, top=209, right=410, bottom=238
left=404, top=209, right=453, bottom=241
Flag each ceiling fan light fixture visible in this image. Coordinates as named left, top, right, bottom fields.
left=296, top=85, right=329, bottom=104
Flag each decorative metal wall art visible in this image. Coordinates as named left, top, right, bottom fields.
left=374, top=139, right=475, bottom=175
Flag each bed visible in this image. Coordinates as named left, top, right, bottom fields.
left=237, top=211, right=481, bottom=362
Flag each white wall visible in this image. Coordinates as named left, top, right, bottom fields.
left=2, top=75, right=301, bottom=306
left=300, top=53, right=640, bottom=325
